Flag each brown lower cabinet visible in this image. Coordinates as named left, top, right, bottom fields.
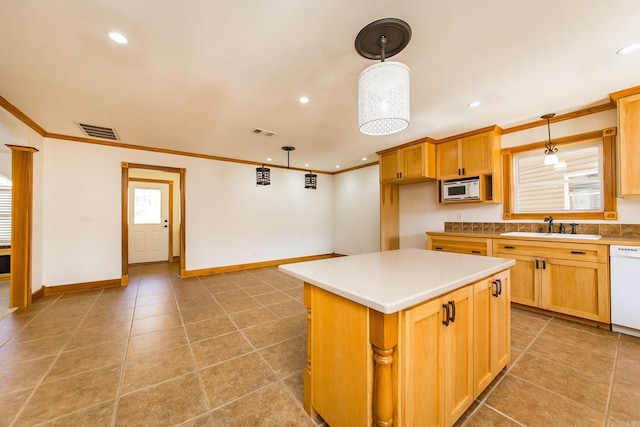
left=493, top=239, right=610, bottom=323
left=427, top=234, right=611, bottom=324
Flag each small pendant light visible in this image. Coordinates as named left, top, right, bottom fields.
left=305, top=171, right=317, bottom=190
left=542, top=113, right=559, bottom=166
left=256, top=164, right=271, bottom=186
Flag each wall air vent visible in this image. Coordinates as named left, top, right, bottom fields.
left=77, top=123, right=120, bottom=140
left=251, top=128, right=277, bottom=137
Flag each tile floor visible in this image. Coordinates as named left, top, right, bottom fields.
left=0, top=261, right=638, bottom=426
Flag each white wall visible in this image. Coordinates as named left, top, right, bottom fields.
left=41, top=138, right=334, bottom=287
left=399, top=109, right=640, bottom=249
left=332, top=165, right=380, bottom=255
left=0, top=152, right=10, bottom=178
left=5, top=102, right=638, bottom=291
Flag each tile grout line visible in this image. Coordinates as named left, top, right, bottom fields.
left=504, top=314, right=613, bottom=424
left=479, top=404, right=528, bottom=427
left=602, top=333, right=622, bottom=426
left=9, top=289, right=104, bottom=427
left=461, top=312, right=554, bottom=426
left=109, top=272, right=141, bottom=427
left=197, top=270, right=311, bottom=421
left=175, top=275, right=215, bottom=422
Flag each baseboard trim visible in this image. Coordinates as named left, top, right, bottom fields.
left=43, top=278, right=122, bottom=296
left=32, top=286, right=44, bottom=302
left=181, top=253, right=342, bottom=278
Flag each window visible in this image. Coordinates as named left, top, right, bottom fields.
left=133, top=188, right=162, bottom=224
left=0, top=175, right=11, bottom=245
left=502, top=128, right=617, bottom=220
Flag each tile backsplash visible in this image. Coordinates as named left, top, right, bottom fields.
left=443, top=222, right=640, bottom=238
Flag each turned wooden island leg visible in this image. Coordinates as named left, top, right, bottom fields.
left=370, top=310, right=398, bottom=427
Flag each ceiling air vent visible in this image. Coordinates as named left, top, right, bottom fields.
left=251, top=128, right=277, bottom=137
left=77, top=123, right=119, bottom=140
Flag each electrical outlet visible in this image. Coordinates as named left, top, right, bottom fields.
left=456, top=212, right=463, bottom=221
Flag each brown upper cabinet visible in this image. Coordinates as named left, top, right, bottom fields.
left=379, top=140, right=436, bottom=184
left=437, top=132, right=496, bottom=179
left=436, top=127, right=502, bottom=203
left=610, top=87, right=640, bottom=196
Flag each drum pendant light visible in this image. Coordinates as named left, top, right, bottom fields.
left=355, top=18, right=412, bottom=136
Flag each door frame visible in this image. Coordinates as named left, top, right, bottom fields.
left=121, top=162, right=186, bottom=284
left=128, top=178, right=174, bottom=263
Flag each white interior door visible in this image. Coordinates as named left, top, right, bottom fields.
left=129, top=181, right=169, bottom=264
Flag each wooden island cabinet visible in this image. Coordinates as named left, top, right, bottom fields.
left=280, top=249, right=514, bottom=427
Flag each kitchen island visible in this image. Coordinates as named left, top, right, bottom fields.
left=279, top=248, right=515, bottom=427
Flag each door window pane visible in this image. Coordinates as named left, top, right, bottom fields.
left=134, top=188, right=161, bottom=224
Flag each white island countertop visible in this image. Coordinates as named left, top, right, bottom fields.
left=279, top=248, right=515, bottom=314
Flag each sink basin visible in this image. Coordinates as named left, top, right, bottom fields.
left=501, top=232, right=602, bottom=240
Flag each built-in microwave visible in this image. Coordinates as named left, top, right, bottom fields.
left=442, top=177, right=481, bottom=202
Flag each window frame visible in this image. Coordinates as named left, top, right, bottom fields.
left=502, top=127, right=617, bottom=221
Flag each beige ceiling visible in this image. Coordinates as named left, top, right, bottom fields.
left=0, top=0, right=639, bottom=171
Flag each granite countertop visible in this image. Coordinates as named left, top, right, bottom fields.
left=426, top=230, right=640, bottom=246
left=279, top=248, right=515, bottom=314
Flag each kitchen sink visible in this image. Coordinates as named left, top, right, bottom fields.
left=500, top=231, right=602, bottom=240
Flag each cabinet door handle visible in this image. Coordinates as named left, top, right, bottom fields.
left=542, top=260, right=547, bottom=269
left=457, top=168, right=461, bottom=175
left=442, top=303, right=450, bottom=326
left=434, top=247, right=443, bottom=251
left=571, top=251, right=587, bottom=255
left=462, top=167, right=465, bottom=175
left=449, top=301, right=456, bottom=323
left=535, top=259, right=539, bottom=269
left=504, top=245, right=516, bottom=249
left=492, top=279, right=502, bottom=297
left=471, top=250, right=481, bottom=254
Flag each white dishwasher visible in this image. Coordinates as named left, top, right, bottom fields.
left=610, top=245, right=640, bottom=337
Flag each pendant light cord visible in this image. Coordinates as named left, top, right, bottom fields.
left=380, top=35, right=387, bottom=62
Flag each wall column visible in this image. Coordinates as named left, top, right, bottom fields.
left=7, top=145, right=38, bottom=308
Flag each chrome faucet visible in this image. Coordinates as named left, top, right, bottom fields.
left=544, top=216, right=554, bottom=233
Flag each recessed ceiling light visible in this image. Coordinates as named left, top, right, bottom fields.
left=267, top=157, right=272, bottom=162
left=299, top=96, right=310, bottom=104
left=108, top=31, right=128, bottom=45
left=362, top=157, right=368, bottom=161
left=304, top=163, right=310, bottom=167
left=617, top=43, right=640, bottom=55
left=335, top=165, right=340, bottom=169
left=468, top=100, right=481, bottom=108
